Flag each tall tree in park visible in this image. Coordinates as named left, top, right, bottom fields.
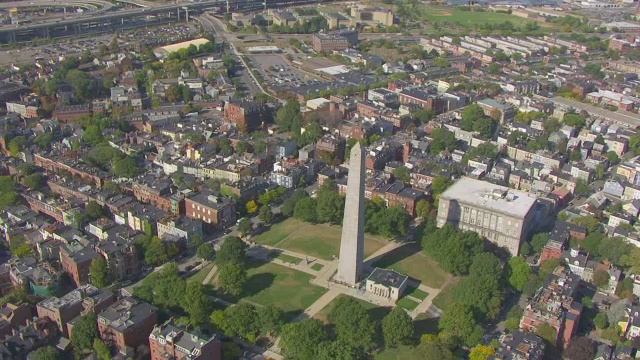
left=237, top=218, right=253, bottom=236
left=381, top=307, right=414, bottom=347
left=145, top=236, right=169, bottom=266
left=258, top=205, right=274, bottom=224
left=223, top=302, right=258, bottom=341
left=316, top=341, right=361, bottom=360
left=216, top=236, right=247, bottom=266
left=29, top=346, right=61, bottom=360
left=245, top=200, right=259, bottom=214
left=438, top=302, right=483, bottom=347
left=327, top=296, right=378, bottom=352
left=294, top=197, right=317, bottom=223
left=218, top=262, right=247, bottom=296
left=280, top=319, right=329, bottom=360
left=183, top=282, right=210, bottom=325
left=89, top=257, right=110, bottom=288
left=460, top=104, right=486, bottom=131
left=276, top=100, right=303, bottom=133
left=71, top=314, right=100, bottom=352
left=507, top=257, right=532, bottom=291
left=257, top=305, right=285, bottom=336
left=197, top=243, right=216, bottom=261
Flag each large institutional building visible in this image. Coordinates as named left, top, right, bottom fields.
left=436, top=177, right=537, bottom=256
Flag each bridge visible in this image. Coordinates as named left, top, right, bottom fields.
left=0, top=0, right=329, bottom=43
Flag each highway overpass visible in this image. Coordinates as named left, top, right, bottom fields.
left=0, top=0, right=332, bottom=43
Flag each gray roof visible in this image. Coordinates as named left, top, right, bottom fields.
left=366, top=268, right=408, bottom=289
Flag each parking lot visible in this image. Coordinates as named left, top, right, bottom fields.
left=247, top=53, right=324, bottom=88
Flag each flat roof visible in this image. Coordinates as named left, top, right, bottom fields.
left=440, top=177, right=537, bottom=218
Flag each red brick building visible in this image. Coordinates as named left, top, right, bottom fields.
left=185, top=190, right=236, bottom=229
left=316, top=134, right=346, bottom=164
left=0, top=302, right=31, bottom=337
left=98, top=298, right=158, bottom=352
left=149, top=322, right=222, bottom=360
left=35, top=154, right=105, bottom=188
left=519, top=267, right=582, bottom=349
left=132, top=179, right=173, bottom=213
left=312, top=33, right=349, bottom=52
left=59, top=244, right=100, bottom=287
left=53, top=105, right=91, bottom=122
left=223, top=101, right=270, bottom=133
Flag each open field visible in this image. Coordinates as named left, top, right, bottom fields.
left=274, top=253, right=302, bottom=265
left=253, top=218, right=389, bottom=260
left=212, top=261, right=326, bottom=316
left=372, top=244, right=450, bottom=289
left=314, top=294, right=391, bottom=324
left=421, top=7, right=534, bottom=27
left=406, top=286, right=428, bottom=301
left=432, top=278, right=460, bottom=311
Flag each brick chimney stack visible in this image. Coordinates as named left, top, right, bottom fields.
left=403, top=142, right=411, bottom=163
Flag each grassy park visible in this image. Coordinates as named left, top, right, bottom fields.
left=421, top=7, right=535, bottom=27
left=187, top=262, right=215, bottom=284
left=372, top=244, right=450, bottom=289
left=253, top=218, right=389, bottom=260
left=211, top=261, right=326, bottom=316
left=432, top=278, right=460, bottom=311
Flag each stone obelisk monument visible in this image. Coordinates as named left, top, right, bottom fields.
left=335, top=142, right=365, bottom=286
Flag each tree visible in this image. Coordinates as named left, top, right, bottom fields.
left=469, top=345, right=496, bottom=360
left=89, top=257, right=110, bottom=288
left=218, top=262, right=247, bottom=296
left=93, top=339, right=111, bottom=360
left=316, top=340, right=360, bottom=360
left=22, top=173, right=45, bottom=191
left=412, top=108, right=436, bottom=123
left=382, top=307, right=414, bottom=347
left=593, top=269, right=610, bottom=289
left=469, top=253, right=503, bottom=279
left=431, top=176, right=453, bottom=197
left=564, top=337, right=595, bottom=360
left=328, top=296, right=377, bottom=351
left=258, top=205, right=274, bottom=224
left=145, top=237, right=169, bottom=266
left=416, top=341, right=457, bottom=360
left=294, top=197, right=317, bottom=223
left=280, top=319, right=329, bottom=360
left=535, top=322, right=557, bottom=347
left=531, top=233, right=549, bottom=254
left=439, top=302, right=483, bottom=347
left=415, top=199, right=432, bottom=218
left=257, top=305, right=285, bottom=336
left=473, top=117, right=496, bottom=138
left=224, top=302, right=258, bottom=341
left=217, top=236, right=247, bottom=266
left=197, top=243, right=216, bottom=261
left=245, top=200, right=259, bottom=214
left=505, top=305, right=523, bottom=331
left=393, top=166, right=411, bottom=183
left=281, top=189, right=309, bottom=217
left=8, top=135, right=27, bottom=156
left=83, top=125, right=104, bottom=146
left=461, top=104, right=485, bottom=131
left=85, top=201, right=106, bottom=220
left=315, top=187, right=343, bottom=224
left=429, top=128, right=457, bottom=154
left=71, top=314, right=100, bottom=351
left=114, top=156, right=140, bottom=178
left=507, top=257, right=532, bottom=291
left=30, top=346, right=61, bottom=360
left=183, top=282, right=210, bottom=325
left=621, top=247, right=640, bottom=275
left=275, top=100, right=303, bottom=133
left=594, top=313, right=609, bottom=329
left=237, top=218, right=253, bottom=236
left=12, top=243, right=35, bottom=258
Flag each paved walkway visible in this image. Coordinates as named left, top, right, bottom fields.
left=201, top=264, right=218, bottom=285
left=408, top=277, right=454, bottom=319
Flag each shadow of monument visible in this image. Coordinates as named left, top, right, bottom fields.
left=365, top=243, right=421, bottom=269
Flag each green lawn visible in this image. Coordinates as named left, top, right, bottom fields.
left=372, top=244, right=450, bottom=289
left=397, top=297, right=420, bottom=311
left=311, top=263, right=324, bottom=271
left=406, top=286, right=428, bottom=301
left=240, top=261, right=326, bottom=316
left=314, top=294, right=390, bottom=324
left=432, top=278, right=460, bottom=311
left=274, top=253, right=302, bottom=265
left=253, top=218, right=388, bottom=260
left=419, top=6, right=556, bottom=30
left=187, top=262, right=215, bottom=284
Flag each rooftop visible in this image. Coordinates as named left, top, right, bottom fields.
left=366, top=268, right=408, bottom=289
left=98, top=298, right=157, bottom=333
left=440, top=177, right=537, bottom=218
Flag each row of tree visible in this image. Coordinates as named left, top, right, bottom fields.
left=280, top=297, right=415, bottom=359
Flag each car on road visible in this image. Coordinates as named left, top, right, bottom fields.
left=121, top=280, right=132, bottom=287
